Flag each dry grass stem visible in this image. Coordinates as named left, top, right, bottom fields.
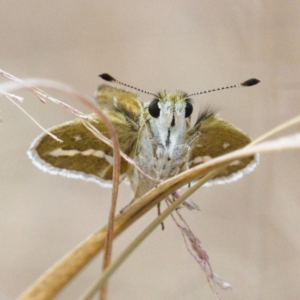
left=0, top=70, right=122, bottom=300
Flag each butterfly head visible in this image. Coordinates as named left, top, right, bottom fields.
left=147, top=92, right=193, bottom=129
left=143, top=92, right=194, bottom=152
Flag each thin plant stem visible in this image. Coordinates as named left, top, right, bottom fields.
left=249, top=115, right=300, bottom=145
left=0, top=71, right=121, bottom=300
left=99, top=128, right=120, bottom=300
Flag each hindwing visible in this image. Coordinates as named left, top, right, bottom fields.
left=189, top=113, right=257, bottom=185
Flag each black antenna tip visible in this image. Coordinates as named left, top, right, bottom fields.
left=99, top=73, right=116, bottom=82
left=241, top=78, right=260, bottom=87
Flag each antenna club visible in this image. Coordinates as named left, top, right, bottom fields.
left=99, top=73, right=116, bottom=82
left=241, top=78, right=260, bottom=87
left=99, top=73, right=158, bottom=97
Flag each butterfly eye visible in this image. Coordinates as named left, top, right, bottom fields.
left=185, top=100, right=193, bottom=118
left=148, top=99, right=160, bottom=118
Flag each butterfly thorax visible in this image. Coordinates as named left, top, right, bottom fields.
left=129, top=92, right=194, bottom=199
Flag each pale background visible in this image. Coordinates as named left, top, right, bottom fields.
left=0, top=1, right=299, bottom=300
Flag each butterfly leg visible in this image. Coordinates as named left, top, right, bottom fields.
left=185, top=131, right=200, bottom=170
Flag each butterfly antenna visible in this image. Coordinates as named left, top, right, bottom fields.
left=99, top=73, right=158, bottom=97
left=187, top=78, right=260, bottom=97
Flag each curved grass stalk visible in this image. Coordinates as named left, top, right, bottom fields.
left=79, top=126, right=300, bottom=300
left=249, top=115, right=300, bottom=145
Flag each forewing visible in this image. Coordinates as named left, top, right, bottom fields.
left=189, top=115, right=257, bottom=185
left=28, top=86, right=143, bottom=186
left=95, top=84, right=143, bottom=123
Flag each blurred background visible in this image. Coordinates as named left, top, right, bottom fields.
left=0, top=1, right=299, bottom=299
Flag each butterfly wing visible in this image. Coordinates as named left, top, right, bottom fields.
left=28, top=85, right=143, bottom=186
left=189, top=114, right=257, bottom=185
left=95, top=84, right=143, bottom=124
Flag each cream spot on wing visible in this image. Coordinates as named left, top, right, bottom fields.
left=223, top=142, right=230, bottom=149
left=229, top=160, right=241, bottom=166
left=48, top=148, right=112, bottom=164
left=105, top=155, right=114, bottom=165
left=93, top=150, right=106, bottom=158
left=81, top=149, right=94, bottom=156
left=49, top=148, right=79, bottom=157
left=73, top=135, right=82, bottom=141
left=196, top=144, right=203, bottom=148
left=193, top=155, right=212, bottom=164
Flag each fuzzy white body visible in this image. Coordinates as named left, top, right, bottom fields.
left=129, top=94, right=193, bottom=199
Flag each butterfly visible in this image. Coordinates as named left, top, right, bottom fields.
left=28, top=74, right=259, bottom=200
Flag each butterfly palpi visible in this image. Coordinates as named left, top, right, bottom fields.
left=28, top=74, right=260, bottom=200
